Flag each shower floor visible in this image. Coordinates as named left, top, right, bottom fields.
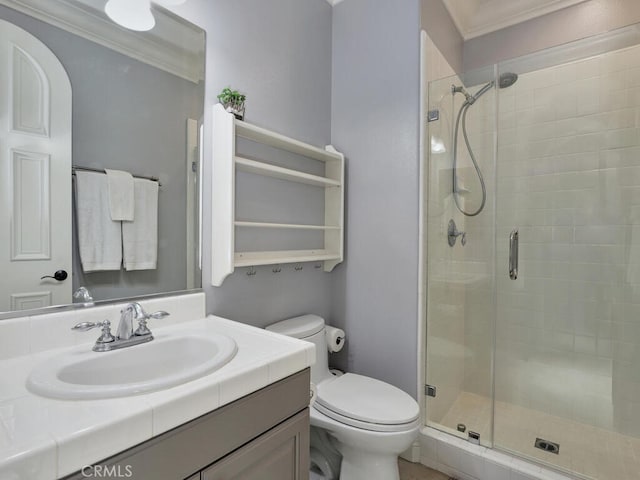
left=438, top=392, right=640, bottom=480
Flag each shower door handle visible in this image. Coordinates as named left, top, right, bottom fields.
left=509, top=229, right=518, bottom=280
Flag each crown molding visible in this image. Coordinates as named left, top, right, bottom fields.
left=0, top=0, right=204, bottom=83
left=443, top=0, right=589, bottom=40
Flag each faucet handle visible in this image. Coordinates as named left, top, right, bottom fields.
left=72, top=321, right=102, bottom=332
left=72, top=320, right=115, bottom=344
left=134, top=311, right=169, bottom=336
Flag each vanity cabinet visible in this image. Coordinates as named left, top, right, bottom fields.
left=202, top=411, right=308, bottom=480
left=63, top=369, right=310, bottom=480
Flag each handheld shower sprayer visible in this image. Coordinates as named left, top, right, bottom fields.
left=451, top=72, right=518, bottom=217
left=470, top=81, right=494, bottom=103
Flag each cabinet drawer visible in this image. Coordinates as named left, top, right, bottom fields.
left=202, top=409, right=309, bottom=480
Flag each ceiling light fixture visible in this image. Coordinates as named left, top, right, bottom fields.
left=154, top=0, right=188, bottom=5
left=104, top=0, right=188, bottom=32
left=105, top=0, right=155, bottom=31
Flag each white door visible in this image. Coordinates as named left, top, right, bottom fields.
left=0, top=20, right=72, bottom=311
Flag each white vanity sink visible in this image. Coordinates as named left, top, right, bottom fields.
left=26, top=331, right=238, bottom=400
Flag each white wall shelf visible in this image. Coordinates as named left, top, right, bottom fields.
left=235, top=120, right=340, bottom=162
left=234, top=222, right=340, bottom=231
left=235, top=156, right=340, bottom=187
left=234, top=250, right=341, bottom=268
left=211, top=104, right=344, bottom=286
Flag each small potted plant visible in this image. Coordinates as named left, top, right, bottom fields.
left=217, top=87, right=246, bottom=120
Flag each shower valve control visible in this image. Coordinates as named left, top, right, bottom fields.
left=447, top=219, right=466, bottom=247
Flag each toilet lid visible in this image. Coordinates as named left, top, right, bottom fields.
left=265, top=314, right=324, bottom=339
left=315, top=373, right=419, bottom=430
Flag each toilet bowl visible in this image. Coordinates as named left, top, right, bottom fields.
left=266, top=315, right=420, bottom=480
left=310, top=425, right=341, bottom=479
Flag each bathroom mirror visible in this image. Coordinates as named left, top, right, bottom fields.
left=0, top=0, right=205, bottom=318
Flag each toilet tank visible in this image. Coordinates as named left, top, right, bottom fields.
left=266, top=314, right=331, bottom=385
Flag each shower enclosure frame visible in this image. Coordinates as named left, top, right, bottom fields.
left=420, top=22, right=640, bottom=480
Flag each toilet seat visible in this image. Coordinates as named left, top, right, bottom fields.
left=315, top=373, right=420, bottom=433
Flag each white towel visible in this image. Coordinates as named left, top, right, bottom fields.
left=105, top=169, right=134, bottom=221
left=75, top=171, right=122, bottom=272
left=123, top=178, right=159, bottom=270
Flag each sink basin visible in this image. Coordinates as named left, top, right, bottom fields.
left=26, top=331, right=237, bottom=400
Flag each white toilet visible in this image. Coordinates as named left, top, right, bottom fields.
left=266, top=315, right=420, bottom=480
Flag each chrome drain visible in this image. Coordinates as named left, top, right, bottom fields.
left=534, top=437, right=560, bottom=454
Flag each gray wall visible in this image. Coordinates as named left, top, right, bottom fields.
left=0, top=6, right=203, bottom=302
left=330, top=0, right=422, bottom=397
left=170, top=0, right=334, bottom=326
left=171, top=0, right=424, bottom=399
left=421, top=0, right=463, bottom=73
left=464, top=0, right=640, bottom=71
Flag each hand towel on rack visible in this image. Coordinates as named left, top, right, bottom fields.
left=105, top=169, right=135, bottom=221
left=75, top=171, right=122, bottom=272
left=122, top=178, right=158, bottom=270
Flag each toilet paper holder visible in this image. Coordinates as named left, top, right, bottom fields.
left=325, top=325, right=345, bottom=353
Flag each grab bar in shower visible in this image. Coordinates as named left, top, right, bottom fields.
left=509, top=229, right=518, bottom=280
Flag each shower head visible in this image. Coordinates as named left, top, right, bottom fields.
left=453, top=72, right=518, bottom=105
left=469, top=72, right=519, bottom=104
left=498, top=72, right=518, bottom=89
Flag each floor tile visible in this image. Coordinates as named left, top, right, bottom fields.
left=436, top=391, right=640, bottom=480
left=399, top=459, right=451, bottom=480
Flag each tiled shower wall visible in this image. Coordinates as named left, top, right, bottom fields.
left=488, top=44, right=640, bottom=437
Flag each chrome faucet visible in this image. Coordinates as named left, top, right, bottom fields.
left=117, top=302, right=171, bottom=339
left=72, top=302, right=170, bottom=352
left=117, top=302, right=146, bottom=340
left=73, top=286, right=94, bottom=306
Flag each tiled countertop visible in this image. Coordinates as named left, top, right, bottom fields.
left=0, top=314, right=314, bottom=480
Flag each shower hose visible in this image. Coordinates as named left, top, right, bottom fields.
left=452, top=100, right=487, bottom=217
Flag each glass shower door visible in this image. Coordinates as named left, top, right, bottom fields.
left=493, top=35, right=640, bottom=480
left=425, top=70, right=497, bottom=448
